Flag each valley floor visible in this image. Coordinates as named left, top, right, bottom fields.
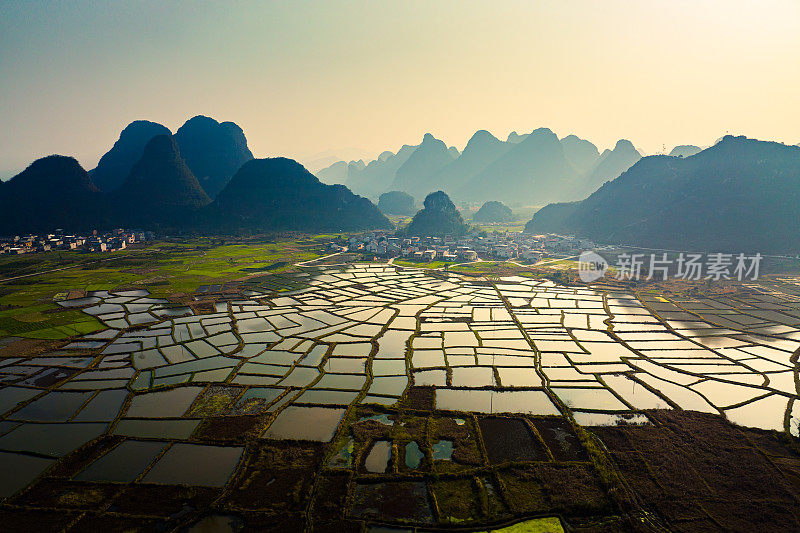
left=0, top=242, right=799, bottom=531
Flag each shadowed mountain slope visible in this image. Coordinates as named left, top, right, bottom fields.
left=91, top=120, right=171, bottom=192
left=316, top=145, right=419, bottom=199
left=204, top=158, right=391, bottom=232
left=378, top=191, right=415, bottom=215
left=0, top=156, right=105, bottom=233
left=391, top=134, right=456, bottom=199
left=560, top=134, right=600, bottom=175
left=432, top=130, right=511, bottom=196
left=457, top=128, right=580, bottom=205
left=402, top=191, right=468, bottom=237
left=114, top=135, right=210, bottom=225
left=472, top=201, right=515, bottom=223
left=174, top=115, right=254, bottom=199
left=525, top=136, right=800, bottom=252
left=573, top=139, right=641, bottom=198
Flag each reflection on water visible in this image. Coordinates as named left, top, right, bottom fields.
left=405, top=441, right=423, bottom=469
left=359, top=413, right=393, bottom=425
left=364, top=440, right=391, bottom=473
left=77, top=440, right=165, bottom=482
left=572, top=411, right=650, bottom=426
left=262, top=406, right=345, bottom=441
left=432, top=439, right=453, bottom=460
left=125, top=386, right=202, bottom=418
left=0, top=451, right=54, bottom=498
left=188, top=514, right=245, bottom=533
left=0, top=422, right=107, bottom=456
left=56, top=296, right=100, bottom=308
left=436, top=389, right=560, bottom=415
left=4, top=262, right=800, bottom=522
left=330, top=437, right=355, bottom=468
left=142, top=443, right=244, bottom=486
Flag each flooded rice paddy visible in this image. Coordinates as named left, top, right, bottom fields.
left=1, top=263, right=800, bottom=529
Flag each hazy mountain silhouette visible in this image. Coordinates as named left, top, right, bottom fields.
left=204, top=158, right=391, bottom=232
left=300, top=148, right=376, bottom=174
left=302, top=155, right=341, bottom=174
left=174, top=115, right=254, bottom=199
left=378, top=191, right=416, bottom=215
left=0, top=155, right=105, bottom=233
left=522, top=201, right=580, bottom=235
left=507, top=131, right=529, bottom=144
left=114, top=135, right=210, bottom=225
left=348, top=160, right=366, bottom=173
left=316, top=160, right=349, bottom=184
left=573, top=139, right=641, bottom=197
left=560, top=135, right=600, bottom=175
left=525, top=136, right=800, bottom=252
left=457, top=128, right=579, bottom=206
left=317, top=145, right=418, bottom=199
left=432, top=130, right=511, bottom=195
left=669, top=145, right=702, bottom=158
left=391, top=134, right=456, bottom=199
left=402, top=191, right=468, bottom=237
left=472, top=201, right=515, bottom=223
left=314, top=130, right=630, bottom=205
left=91, top=120, right=171, bottom=192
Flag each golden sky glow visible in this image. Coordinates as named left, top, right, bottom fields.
left=1, top=0, right=798, bottom=177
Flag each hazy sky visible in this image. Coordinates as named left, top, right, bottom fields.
left=1, top=0, right=799, bottom=178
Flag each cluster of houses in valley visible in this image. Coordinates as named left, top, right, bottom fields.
left=331, top=232, right=596, bottom=264
left=0, top=229, right=154, bottom=255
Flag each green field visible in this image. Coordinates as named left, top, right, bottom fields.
left=392, top=260, right=552, bottom=281
left=385, top=214, right=413, bottom=228
left=392, top=259, right=450, bottom=269
left=536, top=258, right=580, bottom=269
left=450, top=261, right=533, bottom=273
left=0, top=237, right=328, bottom=339
left=470, top=221, right=527, bottom=233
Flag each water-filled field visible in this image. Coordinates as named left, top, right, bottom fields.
left=1, top=264, right=800, bottom=530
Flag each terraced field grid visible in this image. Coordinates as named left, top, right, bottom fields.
left=1, top=264, right=800, bottom=530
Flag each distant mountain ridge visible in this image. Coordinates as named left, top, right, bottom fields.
left=391, top=133, right=456, bottom=199
left=560, top=135, right=600, bottom=175
left=433, top=130, right=511, bottom=196
left=317, top=144, right=419, bottom=199
left=457, top=128, right=580, bottom=204
left=574, top=139, right=641, bottom=198
left=668, top=145, right=702, bottom=158
left=524, top=136, right=800, bottom=252
left=8, top=116, right=770, bottom=244
left=314, top=129, right=651, bottom=207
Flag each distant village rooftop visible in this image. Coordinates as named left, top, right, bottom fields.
left=0, top=229, right=155, bottom=255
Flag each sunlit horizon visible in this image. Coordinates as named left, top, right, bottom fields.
left=2, top=0, right=799, bottom=178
